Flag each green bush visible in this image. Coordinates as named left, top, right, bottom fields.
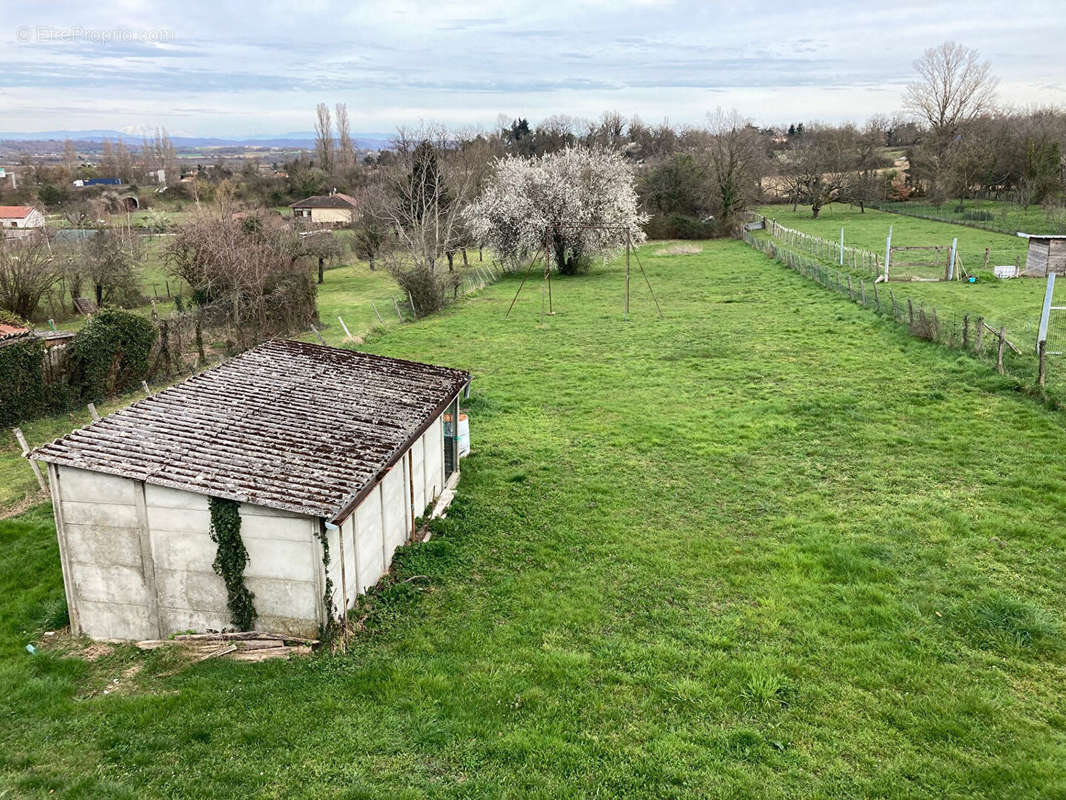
left=644, top=214, right=719, bottom=240
left=0, top=336, right=45, bottom=427
left=68, top=309, right=156, bottom=402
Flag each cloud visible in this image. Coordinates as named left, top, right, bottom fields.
left=2, top=0, right=1064, bottom=135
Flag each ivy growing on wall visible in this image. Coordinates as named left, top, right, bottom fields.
left=208, top=497, right=257, bottom=631
left=315, top=521, right=338, bottom=638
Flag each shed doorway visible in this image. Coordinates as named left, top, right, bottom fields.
left=443, top=398, right=459, bottom=481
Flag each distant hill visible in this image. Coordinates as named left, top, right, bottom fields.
left=0, top=130, right=393, bottom=150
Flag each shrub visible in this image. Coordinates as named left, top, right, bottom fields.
left=385, top=261, right=461, bottom=317
left=68, top=309, right=156, bottom=402
left=0, top=335, right=45, bottom=426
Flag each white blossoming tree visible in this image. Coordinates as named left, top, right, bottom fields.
left=466, top=147, right=647, bottom=275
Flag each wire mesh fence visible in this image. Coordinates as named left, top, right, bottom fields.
left=741, top=231, right=1065, bottom=399
left=877, top=200, right=1066, bottom=238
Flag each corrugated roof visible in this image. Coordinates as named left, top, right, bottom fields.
left=0, top=206, right=32, bottom=219
left=289, top=193, right=359, bottom=209
left=31, top=340, right=470, bottom=521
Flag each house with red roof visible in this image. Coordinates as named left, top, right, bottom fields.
left=0, top=206, right=45, bottom=233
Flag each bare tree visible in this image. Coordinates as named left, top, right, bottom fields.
left=904, top=42, right=998, bottom=199
left=114, top=140, right=135, bottom=183
left=314, top=103, right=334, bottom=175
left=62, top=139, right=78, bottom=179
left=785, top=126, right=857, bottom=218
left=335, top=103, right=354, bottom=173
left=166, top=206, right=314, bottom=347
left=0, top=232, right=59, bottom=319
left=376, top=125, right=482, bottom=312
left=85, top=228, right=143, bottom=306
left=703, top=109, right=766, bottom=233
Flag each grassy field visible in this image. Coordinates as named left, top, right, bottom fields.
left=3, top=239, right=1066, bottom=797
left=879, top=198, right=1066, bottom=237
left=755, top=204, right=1054, bottom=342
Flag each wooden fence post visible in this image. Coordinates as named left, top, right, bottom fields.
left=12, top=427, right=47, bottom=493
left=997, top=327, right=1007, bottom=373
left=1039, top=339, right=1047, bottom=387
left=975, top=317, right=984, bottom=355
left=873, top=281, right=880, bottom=313
left=860, top=280, right=867, bottom=305
left=890, top=290, right=897, bottom=320
left=907, top=298, right=914, bottom=326
left=962, top=315, right=969, bottom=349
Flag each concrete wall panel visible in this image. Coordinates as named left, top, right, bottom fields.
left=62, top=501, right=139, bottom=528
left=156, top=568, right=227, bottom=612
left=243, top=537, right=314, bottom=581
left=382, top=463, right=408, bottom=563
left=146, top=506, right=211, bottom=535
left=152, top=531, right=215, bottom=573
left=73, top=563, right=149, bottom=606
left=63, top=523, right=142, bottom=568
left=245, top=576, right=318, bottom=620
left=424, top=418, right=444, bottom=505
left=77, top=599, right=156, bottom=641
left=355, top=488, right=385, bottom=592
left=160, top=606, right=230, bottom=635
left=239, top=512, right=314, bottom=541
left=59, top=467, right=138, bottom=505
left=145, top=484, right=209, bottom=510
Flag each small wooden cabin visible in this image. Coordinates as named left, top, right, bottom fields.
left=1019, top=234, right=1066, bottom=277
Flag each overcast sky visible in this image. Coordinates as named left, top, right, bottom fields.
left=3, top=0, right=1066, bottom=137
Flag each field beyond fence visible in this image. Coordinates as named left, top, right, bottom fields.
left=742, top=229, right=1065, bottom=401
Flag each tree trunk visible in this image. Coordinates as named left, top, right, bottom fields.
left=446, top=251, right=454, bottom=271
left=368, top=255, right=375, bottom=271
left=318, top=257, right=324, bottom=284
left=461, top=248, right=468, bottom=267
left=95, top=282, right=103, bottom=306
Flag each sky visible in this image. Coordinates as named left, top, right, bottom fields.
left=2, top=0, right=1066, bottom=138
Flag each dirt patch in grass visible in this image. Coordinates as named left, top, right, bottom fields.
left=657, top=243, right=703, bottom=256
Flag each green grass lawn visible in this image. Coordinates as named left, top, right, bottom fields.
left=3, top=240, right=1066, bottom=797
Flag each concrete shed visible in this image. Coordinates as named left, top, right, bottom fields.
left=30, top=340, right=470, bottom=641
left=1019, top=233, right=1066, bottom=277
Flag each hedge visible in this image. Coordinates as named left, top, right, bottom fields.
left=0, top=336, right=45, bottom=427
left=68, top=309, right=157, bottom=403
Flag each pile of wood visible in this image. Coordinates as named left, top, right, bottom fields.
left=136, top=631, right=317, bottom=663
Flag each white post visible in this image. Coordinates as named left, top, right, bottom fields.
left=1038, top=273, right=1056, bottom=350
left=948, top=237, right=958, bottom=280
left=839, top=227, right=844, bottom=266
left=884, top=225, right=893, bottom=280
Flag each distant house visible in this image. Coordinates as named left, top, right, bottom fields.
left=0, top=206, right=45, bottom=231
left=289, top=191, right=359, bottom=225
